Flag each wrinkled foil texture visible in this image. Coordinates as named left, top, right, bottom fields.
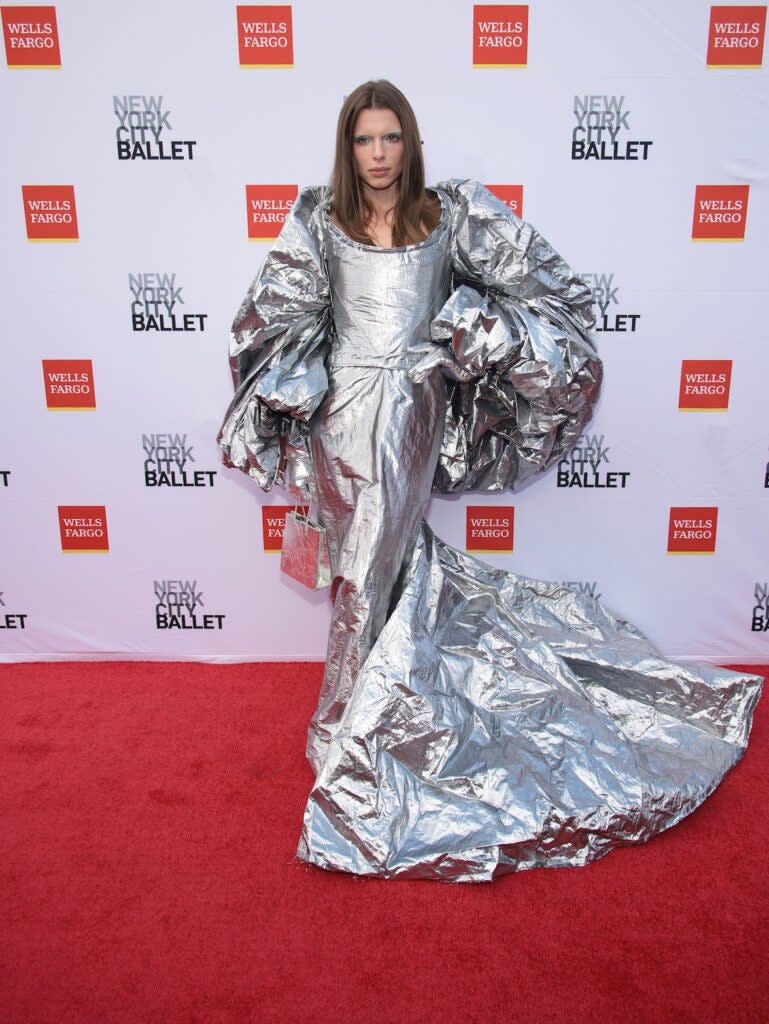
left=218, top=180, right=761, bottom=881
left=281, top=511, right=331, bottom=590
left=298, top=525, right=761, bottom=881
left=218, top=180, right=602, bottom=499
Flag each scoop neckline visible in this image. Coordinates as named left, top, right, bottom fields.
left=324, top=188, right=447, bottom=254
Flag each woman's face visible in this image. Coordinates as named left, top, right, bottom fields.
left=352, top=107, right=404, bottom=193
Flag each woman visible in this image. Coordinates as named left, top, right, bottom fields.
left=219, top=82, right=761, bottom=882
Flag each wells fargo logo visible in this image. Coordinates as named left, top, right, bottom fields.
left=667, top=507, right=718, bottom=554
left=707, top=5, right=766, bottom=67
left=261, top=504, right=307, bottom=552
left=2, top=5, right=60, bottom=67
left=678, top=359, right=732, bottom=411
left=58, top=505, right=109, bottom=553
left=692, top=184, right=750, bottom=240
left=42, top=359, right=95, bottom=410
left=22, top=184, right=78, bottom=241
left=466, top=505, right=514, bottom=552
left=237, top=4, right=293, bottom=67
left=246, top=184, right=297, bottom=240
left=486, top=184, right=524, bottom=218
left=473, top=4, right=528, bottom=67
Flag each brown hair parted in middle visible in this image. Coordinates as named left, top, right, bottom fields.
left=330, top=80, right=441, bottom=247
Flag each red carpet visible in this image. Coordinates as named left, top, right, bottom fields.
left=1, top=661, right=767, bottom=1024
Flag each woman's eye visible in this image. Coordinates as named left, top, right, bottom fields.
left=384, top=133, right=403, bottom=143
left=353, top=136, right=371, bottom=146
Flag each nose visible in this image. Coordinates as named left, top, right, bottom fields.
left=372, top=137, right=385, bottom=161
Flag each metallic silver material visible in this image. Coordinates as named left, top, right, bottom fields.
left=298, top=524, right=762, bottom=881
left=219, top=179, right=761, bottom=882
left=280, top=510, right=331, bottom=590
left=219, top=187, right=331, bottom=499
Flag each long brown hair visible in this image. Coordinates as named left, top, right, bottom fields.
left=331, top=80, right=440, bottom=247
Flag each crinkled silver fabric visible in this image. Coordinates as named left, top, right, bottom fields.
left=305, top=205, right=451, bottom=766
left=218, top=179, right=761, bottom=881
left=281, top=511, right=331, bottom=591
left=218, top=180, right=602, bottom=499
left=298, top=524, right=762, bottom=881
left=219, top=186, right=331, bottom=497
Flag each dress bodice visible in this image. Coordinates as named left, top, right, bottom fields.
left=323, top=207, right=453, bottom=371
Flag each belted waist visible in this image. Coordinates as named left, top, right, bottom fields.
left=327, top=351, right=423, bottom=372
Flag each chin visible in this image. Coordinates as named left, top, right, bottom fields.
left=364, top=176, right=396, bottom=190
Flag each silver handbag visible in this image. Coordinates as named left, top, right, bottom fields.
left=280, top=507, right=331, bottom=590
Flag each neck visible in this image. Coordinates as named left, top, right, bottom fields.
left=362, top=180, right=398, bottom=218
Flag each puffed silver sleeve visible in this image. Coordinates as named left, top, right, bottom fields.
left=431, top=179, right=602, bottom=493
left=217, top=186, right=332, bottom=496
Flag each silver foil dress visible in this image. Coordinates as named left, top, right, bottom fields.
left=219, top=180, right=762, bottom=882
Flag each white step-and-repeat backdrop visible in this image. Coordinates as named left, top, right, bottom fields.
left=1, top=1, right=767, bottom=662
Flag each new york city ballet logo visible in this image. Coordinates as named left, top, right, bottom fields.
left=129, top=273, right=208, bottom=333
left=678, top=359, right=732, bottom=411
left=557, top=434, right=630, bottom=490
left=153, top=580, right=226, bottom=631
left=472, top=5, right=528, bottom=68
left=58, top=505, right=109, bottom=553
left=667, top=507, right=718, bottom=554
left=261, top=505, right=307, bottom=551
left=1, top=469, right=9, bottom=488
left=752, top=582, right=769, bottom=632
left=707, top=6, right=766, bottom=67
left=571, top=95, right=653, bottom=162
left=142, top=433, right=217, bottom=489
left=42, top=359, right=95, bottom=410
left=559, top=580, right=602, bottom=601
left=2, top=5, right=60, bottom=67
left=580, top=272, right=640, bottom=336
left=487, top=184, right=524, bottom=218
left=237, top=4, right=293, bottom=67
left=692, top=185, right=750, bottom=241
left=113, top=95, right=197, bottom=161
left=466, top=506, right=514, bottom=552
left=0, top=589, right=28, bottom=631
left=246, top=185, right=297, bottom=241
left=22, top=185, right=77, bottom=241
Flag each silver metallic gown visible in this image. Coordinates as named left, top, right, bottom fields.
left=219, top=180, right=762, bottom=882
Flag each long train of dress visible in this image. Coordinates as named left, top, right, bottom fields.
left=298, top=523, right=761, bottom=881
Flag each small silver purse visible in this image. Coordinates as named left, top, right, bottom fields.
left=280, top=507, right=331, bottom=590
